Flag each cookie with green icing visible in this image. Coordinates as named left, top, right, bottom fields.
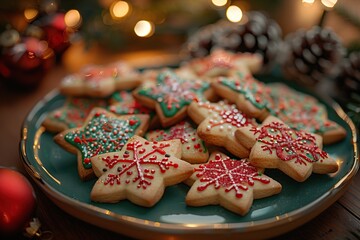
left=108, top=90, right=160, bottom=129
left=54, top=108, right=150, bottom=180
left=133, top=69, right=215, bottom=127
left=42, top=96, right=108, bottom=133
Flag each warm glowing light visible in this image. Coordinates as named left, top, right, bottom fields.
left=321, top=0, right=338, bottom=8
left=302, top=0, right=315, bottom=4
left=212, top=0, right=228, bottom=7
left=65, top=9, right=82, bottom=28
left=134, top=20, right=154, bottom=37
left=226, top=5, right=243, bottom=23
left=110, top=1, right=130, bottom=19
left=24, top=8, right=38, bottom=21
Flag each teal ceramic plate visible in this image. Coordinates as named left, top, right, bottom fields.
left=21, top=75, right=358, bottom=240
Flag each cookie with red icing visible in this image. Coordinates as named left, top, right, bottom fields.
left=181, top=49, right=263, bottom=79
left=54, top=108, right=150, bottom=180
left=133, top=69, right=215, bottom=127
left=42, top=97, right=108, bottom=133
left=60, top=61, right=142, bottom=97
left=90, top=135, right=193, bottom=207
left=267, top=83, right=347, bottom=145
left=235, top=115, right=339, bottom=182
left=185, top=151, right=282, bottom=216
left=192, top=100, right=257, bottom=158
left=108, top=90, right=160, bottom=129
left=145, top=121, right=209, bottom=164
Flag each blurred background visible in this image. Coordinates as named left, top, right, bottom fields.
left=0, top=0, right=359, bottom=120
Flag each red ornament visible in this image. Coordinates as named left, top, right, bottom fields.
left=34, top=13, right=71, bottom=56
left=0, top=33, right=55, bottom=89
left=0, top=168, right=36, bottom=235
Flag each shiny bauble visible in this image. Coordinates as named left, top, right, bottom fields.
left=0, top=168, right=36, bottom=235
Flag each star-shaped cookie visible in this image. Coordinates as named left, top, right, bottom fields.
left=211, top=72, right=274, bottom=120
left=54, top=108, right=150, bottom=180
left=133, top=69, right=215, bottom=127
left=108, top=90, right=159, bottom=129
left=235, top=116, right=339, bottom=182
left=145, top=121, right=209, bottom=164
left=194, top=101, right=257, bottom=158
left=183, top=49, right=263, bottom=78
left=185, top=151, right=282, bottom=216
left=267, top=83, right=347, bottom=145
left=91, top=135, right=193, bottom=207
left=60, top=61, right=142, bottom=97
left=42, top=96, right=108, bottom=133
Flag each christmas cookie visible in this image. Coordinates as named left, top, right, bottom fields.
left=182, top=49, right=263, bottom=79
left=185, top=151, right=282, bottom=216
left=42, top=97, right=108, bottom=133
left=54, top=108, right=150, bottom=180
left=235, top=116, right=339, bottom=182
left=267, top=83, right=347, bottom=145
left=145, top=121, right=209, bottom=164
left=194, top=101, right=257, bottom=158
left=90, top=135, right=193, bottom=207
left=187, top=100, right=232, bottom=125
left=133, top=69, right=215, bottom=127
left=108, top=90, right=160, bottom=129
left=60, top=61, right=141, bottom=97
left=211, top=73, right=274, bottom=120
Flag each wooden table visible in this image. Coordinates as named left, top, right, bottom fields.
left=0, top=64, right=359, bottom=240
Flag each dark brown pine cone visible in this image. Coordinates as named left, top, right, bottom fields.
left=212, top=11, right=282, bottom=68
left=282, top=26, right=345, bottom=86
left=183, top=11, right=282, bottom=70
left=336, top=51, right=360, bottom=95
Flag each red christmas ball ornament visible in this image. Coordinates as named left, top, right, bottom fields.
left=0, top=168, right=36, bottom=235
left=0, top=29, right=55, bottom=89
left=34, top=12, right=71, bottom=56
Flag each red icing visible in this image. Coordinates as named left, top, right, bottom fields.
left=195, top=154, right=270, bottom=198
left=251, top=121, right=328, bottom=165
left=102, top=140, right=178, bottom=189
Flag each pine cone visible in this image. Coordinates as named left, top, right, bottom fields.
left=282, top=26, right=345, bottom=86
left=183, top=11, right=282, bottom=70
left=336, top=51, right=360, bottom=95
left=213, top=11, right=282, bottom=68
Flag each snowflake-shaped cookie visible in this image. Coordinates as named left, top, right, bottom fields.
left=60, top=61, right=141, bottom=97
left=54, top=108, right=149, bottom=180
left=235, top=116, right=338, bottom=182
left=185, top=151, right=281, bottom=216
left=133, top=69, right=213, bottom=127
left=91, top=135, right=193, bottom=207
left=194, top=101, right=257, bottom=158
left=146, top=121, right=209, bottom=164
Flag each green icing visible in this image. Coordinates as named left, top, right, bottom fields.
left=219, top=76, right=271, bottom=110
left=138, top=70, right=210, bottom=118
left=64, top=112, right=141, bottom=169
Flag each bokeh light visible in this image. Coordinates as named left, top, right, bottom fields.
left=134, top=20, right=154, bottom=37
left=226, top=5, right=243, bottom=23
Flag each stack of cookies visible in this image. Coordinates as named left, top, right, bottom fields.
left=42, top=51, right=346, bottom=216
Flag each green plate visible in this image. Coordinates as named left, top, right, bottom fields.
left=20, top=74, right=359, bottom=240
